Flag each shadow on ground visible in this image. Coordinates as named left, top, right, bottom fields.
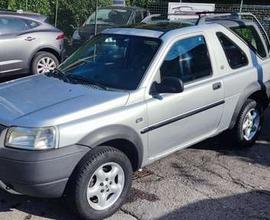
left=158, top=190, right=270, bottom=220
left=0, top=190, right=78, bottom=220
left=0, top=74, right=29, bottom=84
left=191, top=108, right=270, bottom=168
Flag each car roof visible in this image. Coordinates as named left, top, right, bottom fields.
left=103, top=13, right=262, bottom=39
left=127, top=22, right=193, bottom=32
left=102, top=21, right=195, bottom=38
left=205, top=17, right=255, bottom=28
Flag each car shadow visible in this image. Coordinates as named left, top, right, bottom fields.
left=158, top=190, right=270, bottom=220
left=0, top=190, right=78, bottom=220
left=0, top=74, right=30, bottom=84
left=191, top=107, right=270, bottom=168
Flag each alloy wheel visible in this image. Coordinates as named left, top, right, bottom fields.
left=36, top=57, right=57, bottom=74
left=86, top=162, right=125, bottom=211
left=242, top=108, right=260, bottom=141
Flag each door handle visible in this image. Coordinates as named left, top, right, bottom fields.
left=25, top=36, right=35, bottom=41
left=213, top=82, right=222, bottom=90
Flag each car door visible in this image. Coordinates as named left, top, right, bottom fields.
left=0, top=16, right=38, bottom=75
left=145, top=34, right=225, bottom=159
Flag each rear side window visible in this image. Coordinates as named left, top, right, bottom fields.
left=0, top=17, right=27, bottom=35
left=24, top=19, right=40, bottom=29
left=231, top=25, right=267, bottom=58
left=0, top=17, right=39, bottom=35
left=217, top=32, right=248, bottom=69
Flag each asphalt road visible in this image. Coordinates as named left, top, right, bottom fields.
left=0, top=77, right=269, bottom=220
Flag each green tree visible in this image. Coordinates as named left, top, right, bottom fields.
left=4, top=0, right=156, bottom=37
left=0, top=0, right=8, bottom=8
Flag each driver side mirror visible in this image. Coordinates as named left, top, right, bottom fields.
left=150, top=77, right=184, bottom=95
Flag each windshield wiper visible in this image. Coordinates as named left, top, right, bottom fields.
left=46, top=68, right=71, bottom=82
left=67, top=74, right=109, bottom=90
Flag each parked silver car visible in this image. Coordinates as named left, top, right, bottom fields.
left=0, top=10, right=65, bottom=76
left=0, top=12, right=269, bottom=220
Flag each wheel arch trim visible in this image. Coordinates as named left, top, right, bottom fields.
left=78, top=125, right=144, bottom=170
left=229, top=81, right=270, bottom=129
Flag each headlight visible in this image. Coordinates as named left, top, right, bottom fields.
left=72, top=30, right=81, bottom=40
left=5, top=127, right=57, bottom=150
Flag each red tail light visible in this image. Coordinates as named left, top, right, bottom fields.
left=56, top=33, right=65, bottom=40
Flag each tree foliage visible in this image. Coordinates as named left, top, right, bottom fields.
left=1, top=0, right=153, bottom=37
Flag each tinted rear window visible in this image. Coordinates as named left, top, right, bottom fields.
left=0, top=17, right=40, bottom=35
left=231, top=25, right=267, bottom=58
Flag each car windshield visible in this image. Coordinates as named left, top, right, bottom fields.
left=58, top=34, right=161, bottom=90
left=84, top=8, right=132, bottom=25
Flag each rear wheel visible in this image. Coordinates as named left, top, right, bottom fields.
left=32, top=51, right=59, bottom=74
left=67, top=146, right=133, bottom=220
left=232, top=99, right=264, bottom=147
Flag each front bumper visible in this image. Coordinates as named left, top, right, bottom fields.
left=0, top=145, right=89, bottom=198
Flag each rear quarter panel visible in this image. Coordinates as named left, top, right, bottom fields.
left=25, top=30, right=63, bottom=66
left=208, top=26, right=270, bottom=132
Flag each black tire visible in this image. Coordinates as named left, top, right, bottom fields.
left=31, top=51, right=59, bottom=74
left=232, top=99, right=264, bottom=148
left=67, top=146, right=133, bottom=220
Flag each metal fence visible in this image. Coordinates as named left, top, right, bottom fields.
left=216, top=4, right=270, bottom=35
left=147, top=1, right=270, bottom=35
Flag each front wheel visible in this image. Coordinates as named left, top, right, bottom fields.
left=232, top=99, right=264, bottom=148
left=68, top=146, right=133, bottom=220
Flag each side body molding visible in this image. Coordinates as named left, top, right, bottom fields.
left=78, top=125, right=144, bottom=168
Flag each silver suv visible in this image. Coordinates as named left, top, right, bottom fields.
left=0, top=10, right=65, bottom=76
left=0, top=12, right=269, bottom=220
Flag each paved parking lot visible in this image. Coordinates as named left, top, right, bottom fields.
left=0, top=76, right=269, bottom=220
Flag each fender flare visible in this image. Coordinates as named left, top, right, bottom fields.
left=229, top=81, right=268, bottom=129
left=78, top=125, right=144, bottom=169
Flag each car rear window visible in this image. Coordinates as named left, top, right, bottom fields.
left=0, top=17, right=40, bottom=35
left=231, top=25, right=267, bottom=58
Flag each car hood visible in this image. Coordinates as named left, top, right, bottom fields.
left=0, top=75, right=129, bottom=127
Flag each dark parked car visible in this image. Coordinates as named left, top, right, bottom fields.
left=0, top=10, right=65, bottom=76
left=71, top=6, right=150, bottom=48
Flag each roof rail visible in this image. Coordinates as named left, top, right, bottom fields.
left=195, top=11, right=270, bottom=45
left=141, top=12, right=270, bottom=46
left=196, top=11, right=235, bottom=25
left=195, top=11, right=258, bottom=24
